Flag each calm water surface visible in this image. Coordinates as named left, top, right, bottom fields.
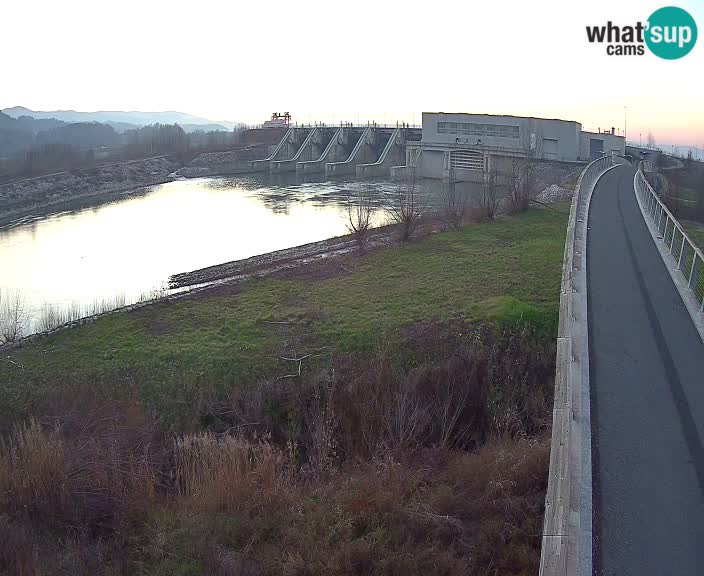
left=1, top=175, right=479, bottom=331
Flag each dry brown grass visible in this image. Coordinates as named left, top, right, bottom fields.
left=174, top=431, right=293, bottom=513
left=0, top=328, right=554, bottom=574
left=162, top=439, right=550, bottom=576
left=0, top=402, right=160, bottom=533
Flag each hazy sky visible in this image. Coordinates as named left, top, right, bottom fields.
left=2, top=0, right=702, bottom=146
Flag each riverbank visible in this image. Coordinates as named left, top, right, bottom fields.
left=1, top=205, right=568, bottom=424
left=169, top=222, right=407, bottom=289
left=0, top=205, right=568, bottom=574
left=0, top=155, right=181, bottom=223
left=174, top=146, right=271, bottom=178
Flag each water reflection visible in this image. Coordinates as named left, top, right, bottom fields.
left=0, top=174, right=482, bottom=332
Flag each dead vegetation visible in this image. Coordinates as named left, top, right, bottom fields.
left=346, top=184, right=375, bottom=250
left=507, top=158, right=537, bottom=214
left=442, top=168, right=469, bottom=229
left=476, top=166, right=501, bottom=221
left=0, top=289, right=26, bottom=344
left=387, top=168, right=423, bottom=241
left=0, top=324, right=553, bottom=575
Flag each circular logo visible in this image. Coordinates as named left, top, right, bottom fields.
left=645, top=6, right=698, bottom=59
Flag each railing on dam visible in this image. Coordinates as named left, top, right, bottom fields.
left=243, top=121, right=422, bottom=130
left=635, top=161, right=704, bottom=319
left=539, top=154, right=615, bottom=576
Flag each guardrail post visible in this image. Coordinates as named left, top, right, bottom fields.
left=690, top=254, right=698, bottom=289
left=657, top=205, right=664, bottom=233
left=678, top=236, right=686, bottom=269
left=636, top=160, right=704, bottom=329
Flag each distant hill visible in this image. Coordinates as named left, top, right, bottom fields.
left=0, top=112, right=35, bottom=155
left=0, top=112, right=123, bottom=156
left=2, top=107, right=238, bottom=131
left=0, top=111, right=64, bottom=134
left=36, top=122, right=120, bottom=148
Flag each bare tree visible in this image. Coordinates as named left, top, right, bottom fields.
left=477, top=166, right=500, bottom=220
left=507, top=158, right=535, bottom=213
left=388, top=168, right=422, bottom=241
left=385, top=386, right=430, bottom=451
left=442, top=168, right=468, bottom=230
left=0, top=289, right=27, bottom=344
left=346, top=184, right=375, bottom=250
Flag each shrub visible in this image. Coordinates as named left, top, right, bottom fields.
left=388, top=168, right=423, bottom=241
left=0, top=323, right=555, bottom=574
left=488, top=329, right=555, bottom=437
left=346, top=185, right=375, bottom=250
left=0, top=403, right=161, bottom=532
left=174, top=431, right=292, bottom=512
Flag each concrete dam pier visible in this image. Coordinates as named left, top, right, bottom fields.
left=247, top=124, right=420, bottom=178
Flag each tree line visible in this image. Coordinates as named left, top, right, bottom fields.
left=0, top=121, right=245, bottom=181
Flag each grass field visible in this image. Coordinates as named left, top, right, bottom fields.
left=0, top=206, right=568, bottom=429
left=682, top=220, right=704, bottom=252
left=661, top=159, right=703, bottom=229
left=0, top=205, right=570, bottom=575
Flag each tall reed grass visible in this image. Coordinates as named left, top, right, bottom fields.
left=28, top=285, right=169, bottom=335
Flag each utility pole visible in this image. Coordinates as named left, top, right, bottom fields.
left=624, top=106, right=627, bottom=143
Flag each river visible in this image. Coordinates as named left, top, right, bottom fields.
left=0, top=174, right=483, bottom=334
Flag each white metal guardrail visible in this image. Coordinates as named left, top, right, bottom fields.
left=635, top=161, right=704, bottom=317
left=539, top=154, right=615, bottom=576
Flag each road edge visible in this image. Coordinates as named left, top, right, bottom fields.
left=539, top=158, right=619, bottom=576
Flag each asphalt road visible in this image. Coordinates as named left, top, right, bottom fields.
left=588, top=164, right=704, bottom=575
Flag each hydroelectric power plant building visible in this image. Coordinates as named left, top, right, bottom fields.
left=180, top=111, right=625, bottom=182
left=402, top=112, right=625, bottom=182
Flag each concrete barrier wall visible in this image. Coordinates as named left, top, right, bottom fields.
left=325, top=127, right=381, bottom=177
left=417, top=149, right=445, bottom=179
left=539, top=155, right=616, bottom=576
left=271, top=128, right=332, bottom=174
left=250, top=127, right=292, bottom=172
left=250, top=127, right=311, bottom=172
left=356, top=128, right=405, bottom=179
left=297, top=127, right=362, bottom=176
left=390, top=147, right=422, bottom=181
left=390, top=165, right=411, bottom=181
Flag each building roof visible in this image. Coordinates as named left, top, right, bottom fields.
left=581, top=130, right=625, bottom=139
left=423, top=111, right=582, bottom=125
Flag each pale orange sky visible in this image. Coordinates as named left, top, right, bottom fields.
left=2, top=0, right=702, bottom=146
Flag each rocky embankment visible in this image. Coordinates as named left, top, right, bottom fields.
left=174, top=145, right=270, bottom=178
left=536, top=184, right=574, bottom=203
left=0, top=156, right=181, bottom=220
left=169, top=226, right=399, bottom=289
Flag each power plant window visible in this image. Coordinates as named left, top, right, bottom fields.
left=437, top=122, right=520, bottom=139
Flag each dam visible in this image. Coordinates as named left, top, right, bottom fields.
left=178, top=123, right=422, bottom=180
left=180, top=112, right=625, bottom=184
left=249, top=123, right=421, bottom=178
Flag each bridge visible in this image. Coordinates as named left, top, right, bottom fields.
left=540, top=156, right=704, bottom=575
